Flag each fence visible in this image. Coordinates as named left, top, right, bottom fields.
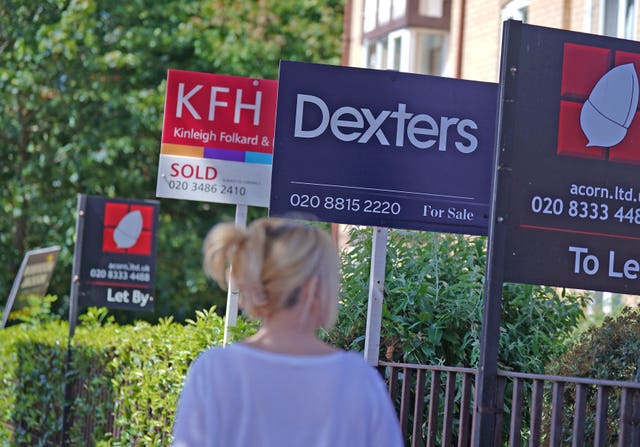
left=378, top=361, right=640, bottom=446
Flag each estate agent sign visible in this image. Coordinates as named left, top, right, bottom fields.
left=496, top=21, right=640, bottom=295
left=1, top=246, right=60, bottom=328
left=74, top=195, right=159, bottom=311
left=156, top=69, right=278, bottom=207
left=269, top=61, right=497, bottom=235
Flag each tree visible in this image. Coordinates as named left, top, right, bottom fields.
left=0, top=0, right=344, bottom=322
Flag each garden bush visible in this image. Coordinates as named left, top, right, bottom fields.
left=545, top=306, right=640, bottom=445
left=330, top=226, right=590, bottom=372
left=0, top=302, right=256, bottom=446
left=0, top=227, right=596, bottom=446
left=327, top=227, right=592, bottom=446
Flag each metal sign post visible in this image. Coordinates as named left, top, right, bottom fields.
left=62, top=194, right=86, bottom=447
left=155, top=70, right=278, bottom=337
left=363, top=227, right=388, bottom=365
left=270, top=60, right=499, bottom=367
left=473, top=20, right=519, bottom=445
left=223, top=204, right=248, bottom=345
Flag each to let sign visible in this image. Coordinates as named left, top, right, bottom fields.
left=497, top=21, right=640, bottom=295
left=75, top=195, right=159, bottom=311
left=269, top=61, right=497, bottom=235
left=156, top=69, right=278, bottom=207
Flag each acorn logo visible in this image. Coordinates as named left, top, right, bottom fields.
left=113, top=210, right=143, bottom=249
left=580, top=63, right=639, bottom=147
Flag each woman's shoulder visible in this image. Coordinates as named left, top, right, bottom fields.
left=186, top=344, right=246, bottom=374
left=192, top=343, right=255, bottom=364
left=339, top=350, right=379, bottom=370
left=190, top=344, right=380, bottom=376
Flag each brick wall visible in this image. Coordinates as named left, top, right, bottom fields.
left=461, top=0, right=502, bottom=82
left=457, top=0, right=640, bottom=82
left=529, top=0, right=564, bottom=28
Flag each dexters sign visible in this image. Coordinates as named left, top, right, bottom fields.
left=156, top=69, right=278, bottom=207
left=496, top=21, right=640, bottom=294
left=269, top=61, right=497, bottom=235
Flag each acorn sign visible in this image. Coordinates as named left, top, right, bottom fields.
left=113, top=210, right=144, bottom=249
left=580, top=63, right=639, bottom=148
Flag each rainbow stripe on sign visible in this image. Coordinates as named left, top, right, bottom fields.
left=161, top=143, right=273, bottom=165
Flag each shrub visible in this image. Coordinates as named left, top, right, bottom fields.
left=330, top=226, right=590, bottom=373
left=0, top=320, right=67, bottom=446
left=550, top=305, right=640, bottom=381
left=0, top=304, right=257, bottom=446
left=546, top=306, right=640, bottom=445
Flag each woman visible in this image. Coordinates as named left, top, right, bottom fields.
left=172, top=217, right=403, bottom=447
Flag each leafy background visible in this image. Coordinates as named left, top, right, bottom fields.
left=329, top=227, right=591, bottom=373
left=0, top=0, right=344, bottom=323
left=3, top=1, right=640, bottom=445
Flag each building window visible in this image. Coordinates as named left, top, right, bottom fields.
left=364, top=38, right=389, bottom=69
left=365, top=40, right=378, bottom=68
left=625, top=0, right=637, bottom=38
left=378, top=0, right=392, bottom=25
left=602, top=0, right=636, bottom=38
left=392, top=0, right=406, bottom=19
left=389, top=30, right=410, bottom=72
left=364, top=0, right=407, bottom=33
left=365, top=30, right=410, bottom=71
left=501, top=0, right=530, bottom=23
left=419, top=0, right=444, bottom=18
left=415, top=32, right=446, bottom=75
left=364, top=0, right=377, bottom=33
left=381, top=39, right=389, bottom=69
left=392, top=35, right=403, bottom=70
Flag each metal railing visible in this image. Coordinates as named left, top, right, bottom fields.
left=378, top=361, right=640, bottom=446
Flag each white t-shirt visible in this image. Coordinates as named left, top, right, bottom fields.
left=172, top=343, right=403, bottom=447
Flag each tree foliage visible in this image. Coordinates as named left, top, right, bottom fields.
left=0, top=0, right=344, bottom=322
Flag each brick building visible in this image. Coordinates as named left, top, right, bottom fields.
left=344, top=0, right=638, bottom=82
left=341, top=0, right=640, bottom=313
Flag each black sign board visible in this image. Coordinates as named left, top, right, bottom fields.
left=73, top=195, right=159, bottom=312
left=269, top=61, right=497, bottom=235
left=498, top=21, right=640, bottom=295
left=1, top=246, right=60, bottom=328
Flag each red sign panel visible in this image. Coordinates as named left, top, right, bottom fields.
left=157, top=70, right=278, bottom=207
left=162, top=69, right=278, bottom=153
left=558, top=43, right=640, bottom=165
left=102, top=202, right=155, bottom=255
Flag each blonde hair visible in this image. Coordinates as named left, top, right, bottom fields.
left=203, top=217, right=339, bottom=329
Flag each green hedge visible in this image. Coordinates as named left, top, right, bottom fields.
left=546, top=305, right=640, bottom=445
left=0, top=306, right=256, bottom=446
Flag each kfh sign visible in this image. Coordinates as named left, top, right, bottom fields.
left=156, top=69, right=278, bottom=207
left=495, top=21, right=640, bottom=295
left=73, top=195, right=159, bottom=311
left=269, top=61, right=497, bottom=235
